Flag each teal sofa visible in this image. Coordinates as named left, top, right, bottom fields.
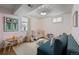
left=67, top=34, right=79, bottom=55
left=37, top=33, right=68, bottom=55
left=37, top=33, right=79, bottom=55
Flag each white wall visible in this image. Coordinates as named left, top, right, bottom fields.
left=30, top=13, right=72, bottom=36
left=30, top=17, right=44, bottom=31
left=43, top=13, right=72, bottom=36
left=72, top=4, right=79, bottom=45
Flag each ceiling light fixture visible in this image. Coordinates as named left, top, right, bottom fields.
left=40, top=11, right=47, bottom=16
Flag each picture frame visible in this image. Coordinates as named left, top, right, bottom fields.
left=73, top=11, right=78, bottom=27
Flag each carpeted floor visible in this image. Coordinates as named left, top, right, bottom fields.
left=13, top=42, right=37, bottom=55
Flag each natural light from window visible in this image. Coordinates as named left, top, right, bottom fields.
left=52, top=17, right=62, bottom=23
left=21, top=17, right=28, bottom=31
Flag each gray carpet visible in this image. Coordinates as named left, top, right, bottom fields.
left=13, top=42, right=38, bottom=55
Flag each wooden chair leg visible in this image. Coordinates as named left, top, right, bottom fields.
left=0, top=48, right=3, bottom=54
left=8, top=46, right=12, bottom=54
left=8, top=46, right=10, bottom=53
left=3, top=47, right=6, bottom=54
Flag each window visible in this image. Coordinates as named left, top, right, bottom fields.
left=3, top=16, right=18, bottom=32
left=52, top=17, right=62, bottom=23
left=21, top=17, right=28, bottom=31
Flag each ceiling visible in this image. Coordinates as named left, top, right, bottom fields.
left=0, top=4, right=73, bottom=17
left=0, top=4, right=21, bottom=14
left=26, top=4, right=73, bottom=17
left=14, top=4, right=42, bottom=16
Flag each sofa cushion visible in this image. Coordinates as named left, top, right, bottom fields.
left=38, top=40, right=54, bottom=55
left=67, top=34, right=79, bottom=54
left=58, top=33, right=68, bottom=47
left=36, top=38, right=48, bottom=47
left=54, top=39, right=63, bottom=54
left=54, top=33, right=68, bottom=54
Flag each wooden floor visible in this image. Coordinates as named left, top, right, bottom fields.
left=0, top=47, right=16, bottom=55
